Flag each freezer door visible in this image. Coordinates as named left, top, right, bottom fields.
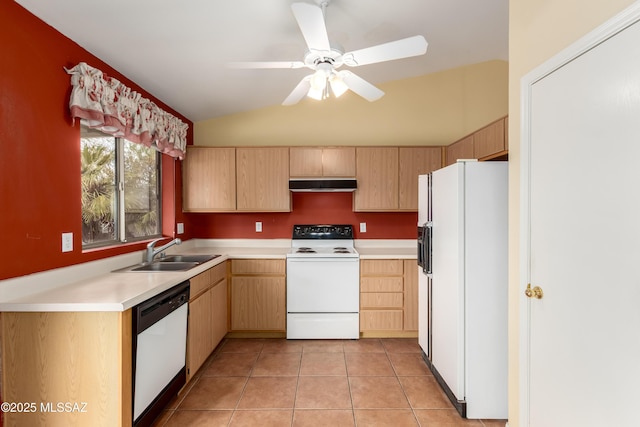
left=430, top=162, right=465, bottom=401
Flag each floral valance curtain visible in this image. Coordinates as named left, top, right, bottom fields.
left=66, top=62, right=188, bottom=159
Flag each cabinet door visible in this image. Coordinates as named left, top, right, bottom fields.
left=398, top=147, right=442, bottom=210
left=236, top=147, right=290, bottom=211
left=354, top=147, right=399, bottom=211
left=290, top=147, right=323, bottom=177
left=445, top=135, right=474, bottom=166
left=322, top=147, right=356, bottom=176
left=183, top=147, right=236, bottom=211
left=211, top=279, right=228, bottom=349
left=231, top=276, right=286, bottom=331
left=187, top=289, right=212, bottom=381
left=403, top=259, right=418, bottom=331
left=474, top=117, right=506, bottom=159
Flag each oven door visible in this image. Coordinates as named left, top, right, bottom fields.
left=286, top=257, right=359, bottom=312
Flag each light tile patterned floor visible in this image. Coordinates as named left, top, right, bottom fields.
left=152, top=338, right=507, bottom=427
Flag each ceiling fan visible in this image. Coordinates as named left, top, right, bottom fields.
left=229, top=0, right=428, bottom=105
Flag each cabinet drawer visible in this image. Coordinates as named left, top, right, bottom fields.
left=189, top=269, right=211, bottom=300
left=361, top=292, right=403, bottom=309
left=210, top=261, right=227, bottom=284
left=361, top=277, right=403, bottom=292
left=231, top=259, right=285, bottom=275
left=360, top=259, right=403, bottom=276
left=360, top=310, right=403, bottom=331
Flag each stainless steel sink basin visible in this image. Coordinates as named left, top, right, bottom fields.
left=114, top=254, right=220, bottom=272
left=130, top=262, right=199, bottom=272
left=158, top=254, right=220, bottom=264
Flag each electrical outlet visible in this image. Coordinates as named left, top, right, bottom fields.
left=256, top=221, right=263, bottom=232
left=360, top=222, right=367, bottom=233
left=62, top=232, right=73, bottom=252
left=177, top=223, right=184, bottom=234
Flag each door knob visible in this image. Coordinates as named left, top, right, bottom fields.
left=525, top=283, right=544, bottom=299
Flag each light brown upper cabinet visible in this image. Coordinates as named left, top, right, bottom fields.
left=354, top=147, right=399, bottom=211
left=445, top=135, right=474, bottom=166
left=290, top=147, right=356, bottom=177
left=445, top=116, right=509, bottom=166
left=236, top=147, right=290, bottom=212
left=355, top=146, right=443, bottom=212
left=474, top=117, right=507, bottom=160
left=398, top=147, right=443, bottom=210
left=183, top=147, right=236, bottom=211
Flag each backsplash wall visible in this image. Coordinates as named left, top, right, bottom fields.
left=186, top=192, right=417, bottom=239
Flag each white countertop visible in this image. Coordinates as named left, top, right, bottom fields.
left=0, top=238, right=415, bottom=313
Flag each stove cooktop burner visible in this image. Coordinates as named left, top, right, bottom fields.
left=296, top=247, right=317, bottom=253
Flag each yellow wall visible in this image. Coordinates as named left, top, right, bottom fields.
left=508, top=0, right=635, bottom=425
left=194, top=60, right=507, bottom=147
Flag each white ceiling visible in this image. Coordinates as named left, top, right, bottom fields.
left=16, top=0, right=508, bottom=122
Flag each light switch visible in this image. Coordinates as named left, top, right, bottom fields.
left=62, top=232, right=73, bottom=252
left=256, top=222, right=263, bottom=232
left=177, top=223, right=184, bottom=234
left=360, top=222, right=367, bottom=233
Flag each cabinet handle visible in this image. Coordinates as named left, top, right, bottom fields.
left=525, top=283, right=544, bottom=299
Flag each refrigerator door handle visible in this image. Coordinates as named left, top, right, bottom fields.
left=423, top=222, right=433, bottom=275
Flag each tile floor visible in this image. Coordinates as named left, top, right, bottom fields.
left=152, top=338, right=507, bottom=427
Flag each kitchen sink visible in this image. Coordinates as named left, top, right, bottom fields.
left=158, top=254, right=220, bottom=263
left=129, top=262, right=199, bottom=272
left=115, top=254, right=220, bottom=273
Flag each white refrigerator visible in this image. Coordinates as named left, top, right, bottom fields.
left=417, top=160, right=508, bottom=419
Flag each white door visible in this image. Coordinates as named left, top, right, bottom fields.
left=521, top=8, right=640, bottom=426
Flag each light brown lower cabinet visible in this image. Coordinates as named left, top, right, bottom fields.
left=230, top=259, right=286, bottom=331
left=1, top=310, right=133, bottom=426
left=360, top=259, right=418, bottom=336
left=186, top=262, right=228, bottom=381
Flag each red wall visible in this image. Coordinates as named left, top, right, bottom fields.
left=0, top=1, right=193, bottom=280
left=187, top=192, right=418, bottom=239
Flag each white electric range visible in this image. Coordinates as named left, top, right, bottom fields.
left=286, top=224, right=360, bottom=339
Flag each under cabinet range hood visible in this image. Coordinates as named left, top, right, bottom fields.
left=289, top=178, right=357, bottom=192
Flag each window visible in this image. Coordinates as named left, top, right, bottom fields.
left=80, top=125, right=161, bottom=248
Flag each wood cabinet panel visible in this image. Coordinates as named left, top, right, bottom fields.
left=398, top=147, right=443, bottom=211
left=211, top=279, right=228, bottom=349
left=290, top=147, right=356, bottom=177
left=354, top=147, right=399, bottom=211
left=187, top=289, right=212, bottom=381
left=474, top=117, right=506, bottom=159
left=403, top=259, right=418, bottom=331
left=230, top=276, right=286, bottom=331
left=361, top=259, right=404, bottom=275
left=210, top=261, right=226, bottom=284
left=2, top=311, right=132, bottom=426
left=236, top=147, right=290, bottom=211
left=183, top=147, right=236, bottom=211
left=231, top=259, right=286, bottom=275
left=290, top=147, right=323, bottom=177
left=322, top=147, right=356, bottom=176
left=361, top=292, right=404, bottom=309
left=361, top=277, right=404, bottom=292
left=189, top=269, right=212, bottom=300
left=445, top=135, right=475, bottom=166
left=360, top=310, right=403, bottom=330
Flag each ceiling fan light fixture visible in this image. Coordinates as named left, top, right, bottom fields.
left=329, top=73, right=348, bottom=97
left=307, top=85, right=324, bottom=100
left=310, top=68, right=328, bottom=91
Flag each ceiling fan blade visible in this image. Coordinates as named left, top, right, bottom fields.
left=340, top=71, right=384, bottom=102
left=227, top=61, right=305, bottom=69
left=291, top=2, right=331, bottom=51
left=343, top=35, right=428, bottom=67
left=282, top=76, right=311, bottom=106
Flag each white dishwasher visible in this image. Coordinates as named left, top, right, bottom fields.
left=133, top=280, right=190, bottom=427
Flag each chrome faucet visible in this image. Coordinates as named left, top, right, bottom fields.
left=145, top=238, right=182, bottom=263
